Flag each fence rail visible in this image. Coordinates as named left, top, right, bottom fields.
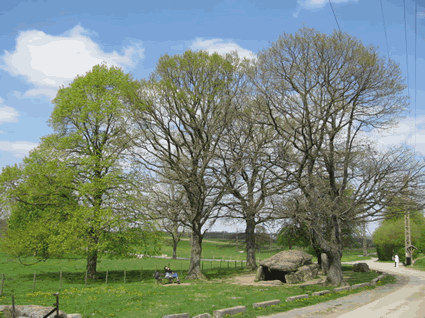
left=0, top=258, right=258, bottom=296
left=2, top=293, right=60, bottom=318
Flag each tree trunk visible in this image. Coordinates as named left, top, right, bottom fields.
left=324, top=250, right=347, bottom=286
left=86, top=247, right=98, bottom=280
left=363, top=222, right=368, bottom=256
left=172, top=232, right=178, bottom=260
left=172, top=243, right=177, bottom=259
left=185, top=227, right=208, bottom=280
left=245, top=218, right=257, bottom=270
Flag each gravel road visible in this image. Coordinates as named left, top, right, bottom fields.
left=260, top=257, right=425, bottom=318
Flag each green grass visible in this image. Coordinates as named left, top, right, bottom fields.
left=152, top=236, right=377, bottom=263
left=0, top=235, right=391, bottom=318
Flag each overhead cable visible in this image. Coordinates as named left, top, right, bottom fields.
left=415, top=0, right=417, bottom=146
left=403, top=0, right=410, bottom=108
left=379, top=0, right=390, bottom=58
left=329, top=0, right=341, bottom=32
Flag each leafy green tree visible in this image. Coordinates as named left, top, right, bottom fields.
left=0, top=63, right=162, bottom=279
left=0, top=141, right=79, bottom=264
left=373, top=197, right=425, bottom=262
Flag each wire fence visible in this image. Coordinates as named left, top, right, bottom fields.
left=0, top=258, right=257, bottom=296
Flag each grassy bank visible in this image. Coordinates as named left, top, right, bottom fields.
left=0, top=236, right=391, bottom=318
left=0, top=257, right=392, bottom=318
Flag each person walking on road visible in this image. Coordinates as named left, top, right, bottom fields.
left=394, top=254, right=399, bottom=267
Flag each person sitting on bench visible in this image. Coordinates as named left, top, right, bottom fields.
left=164, top=266, right=180, bottom=284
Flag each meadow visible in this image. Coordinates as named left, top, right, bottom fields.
left=0, top=233, right=397, bottom=318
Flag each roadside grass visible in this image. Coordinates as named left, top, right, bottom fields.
left=0, top=237, right=387, bottom=318
left=0, top=260, right=388, bottom=318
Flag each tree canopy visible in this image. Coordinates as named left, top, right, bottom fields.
left=245, top=27, right=425, bottom=286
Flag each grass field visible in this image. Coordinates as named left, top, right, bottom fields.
left=0, top=233, right=396, bottom=318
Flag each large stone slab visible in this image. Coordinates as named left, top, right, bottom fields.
left=1, top=305, right=68, bottom=318
left=254, top=266, right=265, bottom=282
left=259, top=250, right=313, bottom=272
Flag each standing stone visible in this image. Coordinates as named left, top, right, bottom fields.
left=285, top=271, right=304, bottom=284
left=353, top=262, right=370, bottom=272
left=297, top=264, right=320, bottom=281
left=254, top=266, right=265, bottom=282
left=321, top=253, right=329, bottom=275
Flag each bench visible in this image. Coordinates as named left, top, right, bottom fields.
left=153, top=271, right=179, bottom=285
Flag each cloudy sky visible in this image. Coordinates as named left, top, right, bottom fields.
left=1, top=0, right=424, bottom=236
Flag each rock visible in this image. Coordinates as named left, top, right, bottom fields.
left=297, top=264, right=320, bottom=281
left=259, top=250, right=313, bottom=271
left=254, top=266, right=265, bottom=282
left=353, top=262, right=369, bottom=272
left=285, top=270, right=304, bottom=284
left=284, top=264, right=319, bottom=284
left=1, top=305, right=68, bottom=318
left=321, top=253, right=330, bottom=275
left=257, top=250, right=317, bottom=283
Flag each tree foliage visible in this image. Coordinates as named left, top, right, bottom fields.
left=130, top=50, right=247, bottom=280
left=373, top=197, right=425, bottom=262
left=0, top=63, right=161, bottom=277
left=246, top=27, right=425, bottom=286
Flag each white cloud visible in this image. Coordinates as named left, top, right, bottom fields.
left=190, top=38, right=256, bottom=60
left=0, top=106, right=19, bottom=124
left=0, top=24, right=145, bottom=101
left=368, top=116, right=425, bottom=155
left=294, top=0, right=358, bottom=18
left=0, top=98, right=19, bottom=125
left=0, top=140, right=38, bottom=158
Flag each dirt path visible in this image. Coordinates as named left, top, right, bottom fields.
left=220, top=273, right=351, bottom=287
left=259, top=258, right=424, bottom=318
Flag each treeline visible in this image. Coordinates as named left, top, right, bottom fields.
left=1, top=27, right=424, bottom=287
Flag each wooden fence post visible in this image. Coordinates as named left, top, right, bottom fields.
left=12, top=295, right=16, bottom=318
left=33, top=272, right=36, bottom=293
left=0, top=273, right=4, bottom=296
left=59, top=271, right=62, bottom=290
left=106, top=270, right=108, bottom=285
left=140, top=267, right=143, bottom=281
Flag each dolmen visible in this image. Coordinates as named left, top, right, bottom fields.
left=255, top=250, right=319, bottom=284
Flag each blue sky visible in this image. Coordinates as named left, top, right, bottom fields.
left=1, top=0, right=424, bottom=235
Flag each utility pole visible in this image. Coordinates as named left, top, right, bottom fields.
left=405, top=209, right=412, bottom=265
left=404, top=175, right=413, bottom=266
left=362, top=220, right=368, bottom=257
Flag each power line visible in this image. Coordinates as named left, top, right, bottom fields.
left=379, top=0, right=390, bottom=58
left=415, top=0, right=417, bottom=146
left=329, top=0, right=341, bottom=32
left=403, top=0, right=410, bottom=112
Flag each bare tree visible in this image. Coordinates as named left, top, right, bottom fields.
left=216, top=99, right=293, bottom=270
left=145, top=178, right=189, bottom=259
left=247, top=27, right=425, bottom=286
left=129, top=50, right=247, bottom=280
